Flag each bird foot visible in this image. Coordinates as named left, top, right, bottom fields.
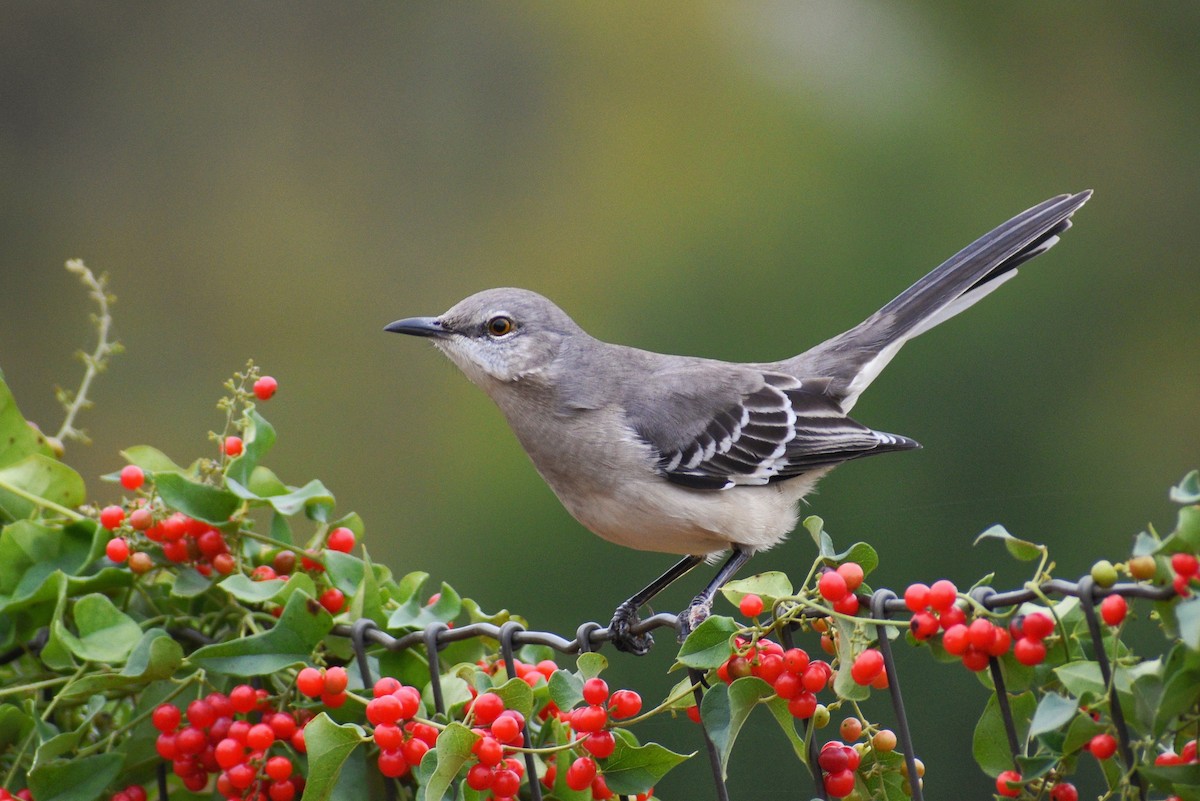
left=609, top=601, right=654, bottom=655
left=676, top=596, right=713, bottom=642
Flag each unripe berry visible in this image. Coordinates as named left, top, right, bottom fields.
left=129, top=551, right=154, bottom=574
left=873, top=729, right=897, bottom=752
left=1127, top=554, right=1157, bottom=581
left=1091, top=559, right=1119, bottom=587
left=839, top=717, right=863, bottom=741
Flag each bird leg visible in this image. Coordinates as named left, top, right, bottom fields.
left=678, top=547, right=752, bottom=641
left=609, top=554, right=704, bottom=655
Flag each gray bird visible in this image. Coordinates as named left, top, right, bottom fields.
left=386, top=191, right=1091, bottom=654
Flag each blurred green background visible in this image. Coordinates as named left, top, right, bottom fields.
left=2, top=3, right=1198, bottom=798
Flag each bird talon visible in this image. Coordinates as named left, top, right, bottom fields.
left=609, top=602, right=654, bottom=655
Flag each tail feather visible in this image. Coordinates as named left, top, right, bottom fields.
left=785, top=191, right=1091, bottom=411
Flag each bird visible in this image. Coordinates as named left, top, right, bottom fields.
left=386, top=191, right=1091, bottom=655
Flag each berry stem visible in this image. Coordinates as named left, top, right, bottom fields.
left=55, top=260, right=122, bottom=445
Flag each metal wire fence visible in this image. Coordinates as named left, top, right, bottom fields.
left=233, top=574, right=1172, bottom=801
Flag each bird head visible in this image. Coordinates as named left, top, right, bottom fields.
left=385, top=288, right=585, bottom=386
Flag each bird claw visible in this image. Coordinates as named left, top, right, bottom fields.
left=676, top=596, right=713, bottom=642
left=609, top=601, right=654, bottom=655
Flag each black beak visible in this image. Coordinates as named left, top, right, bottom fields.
left=384, top=317, right=447, bottom=338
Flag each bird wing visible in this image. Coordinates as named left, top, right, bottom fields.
left=627, top=370, right=919, bottom=491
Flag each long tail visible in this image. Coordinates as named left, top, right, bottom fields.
left=785, top=190, right=1092, bottom=411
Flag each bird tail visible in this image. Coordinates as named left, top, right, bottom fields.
left=786, top=190, right=1092, bottom=411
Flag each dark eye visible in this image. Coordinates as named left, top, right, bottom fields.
left=486, top=316, right=514, bottom=337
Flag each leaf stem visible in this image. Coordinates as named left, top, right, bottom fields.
left=0, top=476, right=85, bottom=520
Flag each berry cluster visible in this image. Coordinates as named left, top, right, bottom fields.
left=1171, top=552, right=1199, bottom=597
left=364, top=677, right=437, bottom=779
left=152, top=686, right=307, bottom=799
left=556, top=679, right=648, bottom=799
left=295, top=665, right=350, bottom=708
left=817, top=561, right=866, bottom=615
left=716, top=638, right=834, bottom=720
left=904, top=579, right=965, bottom=641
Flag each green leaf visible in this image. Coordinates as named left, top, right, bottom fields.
left=1029, top=693, right=1078, bottom=737
left=600, top=737, right=691, bottom=795
left=973, top=524, right=1043, bottom=561
left=832, top=541, right=880, bottom=576
left=154, top=472, right=239, bottom=524
left=225, top=408, right=276, bottom=487
left=1154, top=662, right=1200, bottom=737
left=170, top=566, right=212, bottom=598
left=1171, top=470, right=1200, bottom=503
left=299, top=713, right=365, bottom=801
left=119, top=445, right=184, bottom=473
left=676, top=615, right=739, bottom=669
left=549, top=668, right=584, bottom=711
left=1140, top=763, right=1200, bottom=794
left=576, top=651, right=608, bottom=680
left=0, top=454, right=86, bottom=521
left=53, top=593, right=143, bottom=663
left=1169, top=505, right=1200, bottom=551
left=700, top=677, right=775, bottom=778
left=28, top=752, right=124, bottom=801
left=0, top=377, right=53, bottom=469
left=190, top=590, right=333, bottom=675
left=219, top=571, right=316, bottom=606
left=0, top=519, right=94, bottom=603
left=423, top=722, right=478, bottom=801
left=387, top=579, right=461, bottom=630
left=1178, top=597, right=1200, bottom=650
left=1054, top=661, right=1106, bottom=700
left=973, top=691, right=1035, bottom=776
left=0, top=704, right=35, bottom=751
left=491, top=677, right=535, bottom=719
left=32, top=696, right=105, bottom=771
left=764, top=696, right=809, bottom=765
left=720, top=572, right=794, bottom=611
left=802, top=515, right=825, bottom=547
left=59, top=629, right=185, bottom=703
left=1063, top=712, right=1106, bottom=754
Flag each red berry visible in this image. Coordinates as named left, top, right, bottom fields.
left=175, top=726, right=205, bottom=755
left=186, top=699, right=216, bottom=729
left=324, top=666, right=348, bottom=695
left=373, top=724, right=403, bottom=751
left=565, top=757, right=597, bottom=791
left=1175, top=573, right=1193, bottom=597
left=609, top=689, right=642, bottom=719
left=100, top=505, right=125, bottom=530
left=1051, top=782, right=1079, bottom=801
left=1100, top=594, right=1128, bottom=626
left=474, top=735, right=503, bottom=767
left=269, top=712, right=298, bottom=741
left=753, top=652, right=785, bottom=685
left=773, top=671, right=802, bottom=700
left=818, top=570, right=849, bottom=602
left=571, top=704, right=608, bottom=733
left=319, top=587, right=346, bottom=614
left=1088, top=733, right=1118, bottom=760
left=686, top=705, right=701, bottom=724
left=246, top=723, right=275, bottom=751
left=153, top=704, right=181, bottom=733
left=254, top=376, right=278, bottom=401
left=824, top=768, right=856, bottom=798
left=1172, top=552, right=1200, bottom=577
left=106, top=537, right=130, bottom=563
left=738, top=593, right=765, bottom=617
left=402, top=737, right=430, bottom=766
left=833, top=593, right=860, bottom=616
left=154, top=732, right=178, bottom=759
left=802, top=662, right=830, bottom=693
left=1022, top=612, right=1055, bottom=640
left=988, top=626, right=1013, bottom=657
left=373, top=677, right=401, bottom=697
left=466, top=763, right=494, bottom=791
left=224, top=436, right=244, bottom=457
left=492, top=768, right=520, bottom=797
left=296, top=667, right=324, bottom=697
left=120, top=465, right=146, bottom=491
left=490, top=714, right=521, bottom=744
left=268, top=780, right=296, bottom=801
left=996, top=769, right=1022, bottom=798
left=837, top=561, right=865, bottom=591
left=787, top=691, right=818, bottom=719
left=367, top=695, right=402, bottom=726
left=783, top=648, right=810, bottom=675
left=840, top=717, right=863, bottom=741
left=326, top=526, right=356, bottom=553
left=961, top=646, right=991, bottom=672
left=967, top=618, right=997, bottom=651
left=215, top=738, right=245, bottom=770
left=903, top=583, right=930, bottom=612
left=582, top=677, right=610, bottom=706
left=927, top=579, right=957, bottom=610
left=910, top=611, right=940, bottom=640
left=938, top=604, right=967, bottom=629
left=394, top=685, right=421, bottom=719
left=471, top=692, right=505, bottom=726
left=849, top=649, right=884, bottom=685
left=1014, top=637, right=1047, bottom=666
left=377, top=748, right=409, bottom=778
left=584, top=730, right=616, bottom=759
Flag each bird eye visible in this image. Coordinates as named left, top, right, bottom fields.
left=486, top=316, right=514, bottom=337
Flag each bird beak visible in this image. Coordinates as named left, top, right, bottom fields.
left=384, top=316, right=447, bottom=338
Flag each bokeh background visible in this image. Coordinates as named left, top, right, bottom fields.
left=2, top=3, right=1198, bottom=797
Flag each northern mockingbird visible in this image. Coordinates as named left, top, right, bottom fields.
left=386, top=191, right=1091, bottom=654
